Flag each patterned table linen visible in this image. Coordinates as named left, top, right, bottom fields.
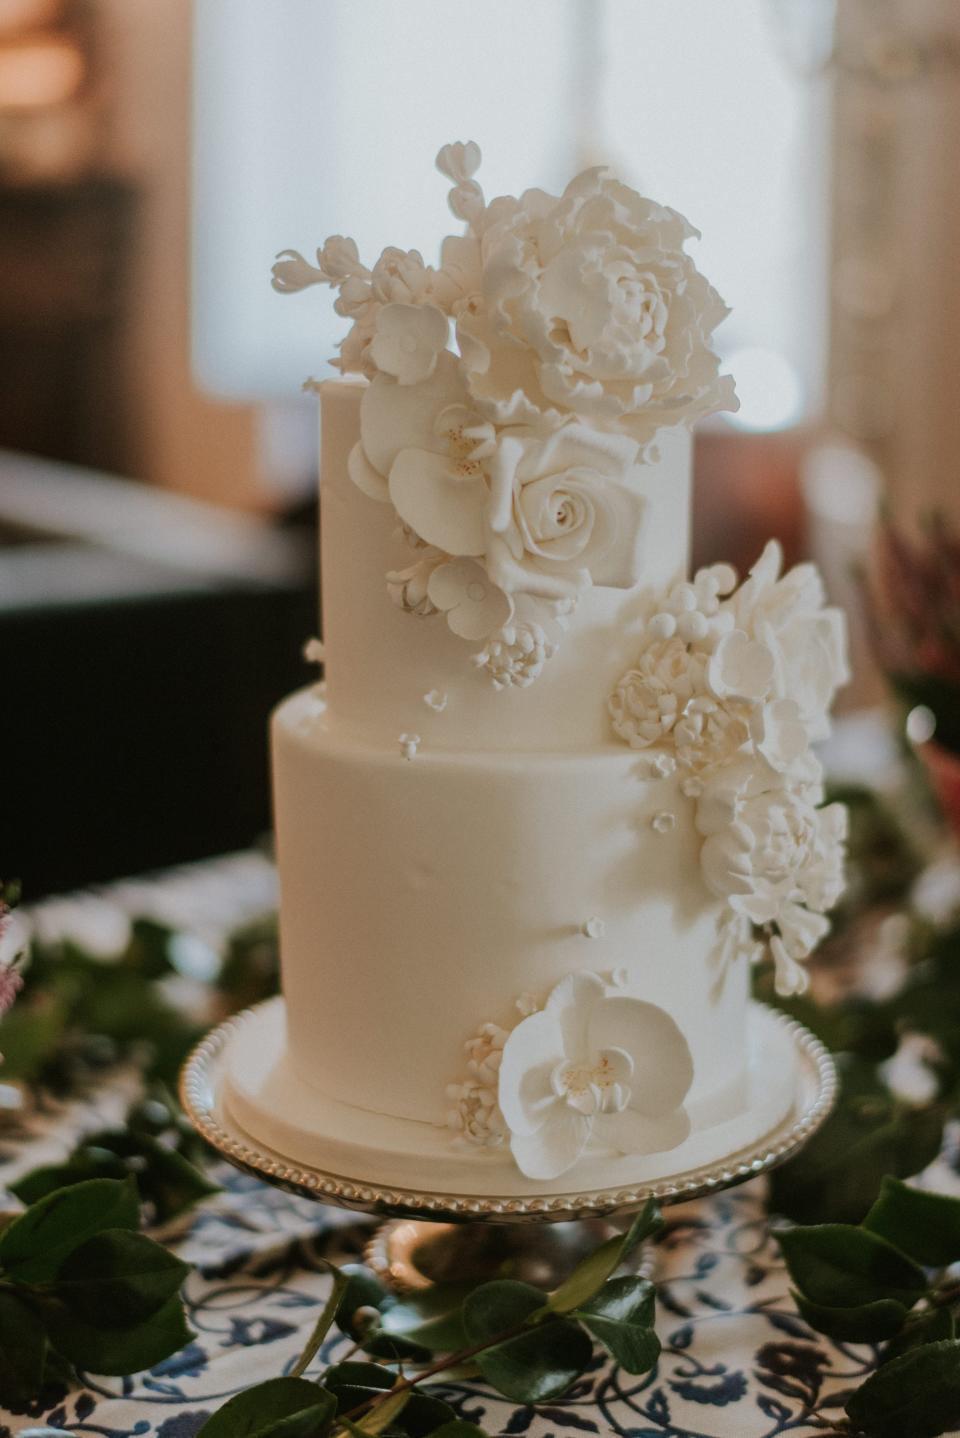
left=0, top=1152, right=911, bottom=1438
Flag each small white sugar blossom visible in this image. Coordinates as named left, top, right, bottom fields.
left=447, top=1021, right=509, bottom=1149
left=609, top=541, right=850, bottom=995
left=370, top=303, right=449, bottom=385
left=398, top=733, right=421, bottom=761
left=473, top=620, right=559, bottom=691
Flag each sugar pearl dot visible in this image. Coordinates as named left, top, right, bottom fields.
left=668, top=583, right=698, bottom=614
left=648, top=612, right=677, bottom=641
left=652, top=810, right=677, bottom=834
left=303, top=636, right=326, bottom=664
left=677, top=611, right=709, bottom=642
left=582, top=916, right=606, bottom=939
left=709, top=562, right=738, bottom=595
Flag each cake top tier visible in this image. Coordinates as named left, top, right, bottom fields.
left=273, top=145, right=736, bottom=691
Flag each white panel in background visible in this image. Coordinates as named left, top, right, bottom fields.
left=192, top=0, right=582, bottom=399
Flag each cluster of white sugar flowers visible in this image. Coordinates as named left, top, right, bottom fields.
left=610, top=541, right=850, bottom=996
left=610, top=564, right=737, bottom=759
left=273, top=141, right=736, bottom=692
left=445, top=1021, right=509, bottom=1149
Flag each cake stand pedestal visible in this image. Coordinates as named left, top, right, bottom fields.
left=180, top=1003, right=836, bottom=1291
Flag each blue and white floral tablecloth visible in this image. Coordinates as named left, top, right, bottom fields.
left=0, top=1125, right=895, bottom=1438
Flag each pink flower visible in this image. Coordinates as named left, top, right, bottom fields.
left=0, top=961, right=22, bottom=1018
left=0, top=897, right=26, bottom=1019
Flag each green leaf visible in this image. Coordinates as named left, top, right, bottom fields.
left=776, top=1224, right=928, bottom=1310
left=323, top=1364, right=454, bottom=1437
left=768, top=1057, right=946, bottom=1225
left=90, top=1129, right=219, bottom=1222
left=194, top=1376, right=336, bottom=1438
left=790, top=1290, right=909, bottom=1343
left=547, top=1200, right=662, bottom=1314
left=323, top=1360, right=394, bottom=1397
left=0, top=1288, right=47, bottom=1406
left=0, top=1176, right=139, bottom=1284
left=845, top=1339, right=960, bottom=1438
left=50, top=1228, right=190, bottom=1326
left=43, top=1289, right=193, bottom=1375
left=882, top=1304, right=957, bottom=1364
left=463, top=1279, right=593, bottom=1403
left=575, top=1276, right=660, bottom=1373
left=864, top=1176, right=960, bottom=1268
left=359, top=1331, right=433, bottom=1364
left=125, top=917, right=176, bottom=978
left=428, top=1427, right=491, bottom=1438
left=12, top=1153, right=129, bottom=1205
left=290, top=1267, right=350, bottom=1378
left=0, top=998, right=67, bottom=1082
left=344, top=1388, right=410, bottom=1435
left=378, top=1283, right=472, bottom=1354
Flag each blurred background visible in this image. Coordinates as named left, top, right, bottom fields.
left=3, top=0, right=959, bottom=897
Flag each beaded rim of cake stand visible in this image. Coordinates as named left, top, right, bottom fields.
left=180, top=1004, right=837, bottom=1223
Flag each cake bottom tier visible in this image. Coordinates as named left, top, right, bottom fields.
left=273, top=686, right=749, bottom=1144
left=221, top=997, right=803, bottom=1198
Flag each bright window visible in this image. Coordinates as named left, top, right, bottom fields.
left=193, top=0, right=829, bottom=430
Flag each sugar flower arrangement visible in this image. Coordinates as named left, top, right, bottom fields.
left=609, top=540, right=850, bottom=997
left=273, top=142, right=737, bottom=687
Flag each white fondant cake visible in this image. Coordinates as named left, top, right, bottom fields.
left=225, top=144, right=850, bottom=1193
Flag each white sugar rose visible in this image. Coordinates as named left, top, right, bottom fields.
left=498, top=972, right=693, bottom=1180
left=484, top=424, right=648, bottom=601
left=350, top=357, right=650, bottom=609
left=458, top=166, right=737, bottom=442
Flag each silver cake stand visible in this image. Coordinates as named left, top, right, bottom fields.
left=180, top=1004, right=836, bottom=1290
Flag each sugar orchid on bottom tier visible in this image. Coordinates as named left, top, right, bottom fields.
left=610, top=541, right=850, bottom=998
left=448, top=973, right=694, bottom=1181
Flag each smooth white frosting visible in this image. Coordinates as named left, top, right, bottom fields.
left=272, top=687, right=747, bottom=1129
left=222, top=997, right=793, bottom=1197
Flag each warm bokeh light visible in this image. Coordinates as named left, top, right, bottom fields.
left=726, top=345, right=805, bottom=432
left=0, top=0, right=62, bottom=37
left=0, top=35, right=84, bottom=111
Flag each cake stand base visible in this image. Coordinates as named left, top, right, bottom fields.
left=365, top=1216, right=639, bottom=1292
left=180, top=999, right=836, bottom=1227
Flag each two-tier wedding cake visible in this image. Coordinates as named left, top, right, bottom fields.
left=220, top=144, right=848, bottom=1199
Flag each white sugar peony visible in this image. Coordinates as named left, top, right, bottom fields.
left=458, top=166, right=737, bottom=443
left=498, top=972, right=693, bottom=1180
left=729, top=541, right=850, bottom=740
left=609, top=636, right=703, bottom=748
left=608, top=544, right=850, bottom=992
left=697, top=758, right=847, bottom=995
